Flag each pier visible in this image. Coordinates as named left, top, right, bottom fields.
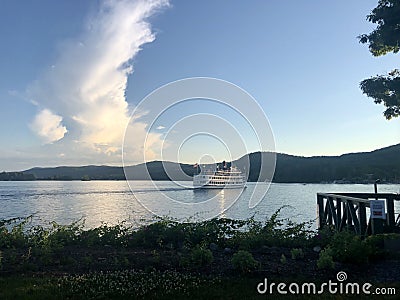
left=317, top=192, right=400, bottom=236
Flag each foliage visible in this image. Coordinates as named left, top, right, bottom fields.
left=6, top=209, right=395, bottom=276
left=0, top=216, right=31, bottom=248
left=317, top=230, right=392, bottom=267
left=290, top=248, right=304, bottom=260
left=228, top=207, right=314, bottom=250
left=358, top=0, right=400, bottom=57
left=186, top=245, right=213, bottom=268
left=364, top=233, right=400, bottom=260
left=80, top=221, right=129, bottom=247
left=280, top=254, right=287, bottom=264
left=1, top=211, right=399, bottom=298
left=129, top=210, right=314, bottom=251
left=313, top=226, right=335, bottom=248
left=358, top=0, right=400, bottom=119
left=178, top=218, right=247, bottom=248
left=129, top=217, right=248, bottom=249
left=231, top=250, right=259, bottom=273
left=328, top=230, right=372, bottom=265
left=0, top=207, right=316, bottom=273
left=360, top=70, right=400, bottom=119
left=0, top=207, right=314, bottom=255
left=317, top=247, right=335, bottom=270
left=2, top=210, right=400, bottom=299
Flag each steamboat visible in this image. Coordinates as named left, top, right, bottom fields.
left=193, top=161, right=246, bottom=189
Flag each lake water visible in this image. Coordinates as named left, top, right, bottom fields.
left=0, top=181, right=399, bottom=229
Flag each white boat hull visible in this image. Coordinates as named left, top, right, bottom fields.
left=193, top=183, right=246, bottom=189
left=193, top=166, right=246, bottom=189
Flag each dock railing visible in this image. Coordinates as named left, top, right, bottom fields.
left=317, top=193, right=400, bottom=236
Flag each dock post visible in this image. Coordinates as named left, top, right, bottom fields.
left=386, top=196, right=395, bottom=230
left=317, top=194, right=324, bottom=229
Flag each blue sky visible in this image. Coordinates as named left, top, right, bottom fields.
left=0, top=0, right=399, bottom=171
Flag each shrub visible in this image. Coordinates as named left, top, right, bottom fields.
left=183, top=218, right=250, bottom=248
left=189, top=245, right=213, bottom=268
left=151, top=249, right=161, bottom=265
left=329, top=230, right=371, bottom=264
left=317, top=247, right=335, bottom=270
left=261, top=207, right=314, bottom=248
left=1, top=217, right=30, bottom=248
left=231, top=250, right=259, bottom=273
left=364, top=233, right=397, bottom=260
left=129, top=219, right=185, bottom=249
left=313, top=226, right=335, bottom=247
left=230, top=231, right=264, bottom=250
left=290, top=248, right=304, bottom=260
left=280, top=254, right=287, bottom=264
left=79, top=222, right=128, bottom=247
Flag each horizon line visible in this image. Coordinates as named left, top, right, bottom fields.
left=6, top=142, right=398, bottom=172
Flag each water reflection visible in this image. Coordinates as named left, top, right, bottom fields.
left=219, top=189, right=226, bottom=218
left=0, top=181, right=399, bottom=228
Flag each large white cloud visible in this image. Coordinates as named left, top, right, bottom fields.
left=30, top=109, right=67, bottom=143
left=28, top=0, right=169, bottom=164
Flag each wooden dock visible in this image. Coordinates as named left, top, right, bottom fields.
left=317, top=192, right=400, bottom=236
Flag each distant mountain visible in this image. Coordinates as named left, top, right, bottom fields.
left=0, top=171, right=35, bottom=181
left=124, top=161, right=197, bottom=181
left=1, top=144, right=399, bottom=183
left=23, top=162, right=198, bottom=181
left=25, top=165, right=125, bottom=180
left=248, top=143, right=400, bottom=183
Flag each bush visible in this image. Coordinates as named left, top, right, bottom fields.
left=317, top=247, right=334, bottom=270
left=79, top=221, right=128, bottom=247
left=261, top=207, right=314, bottom=248
left=189, top=245, right=213, bottom=268
left=313, top=226, right=335, bottom=247
left=0, top=217, right=30, bottom=248
left=0, top=210, right=318, bottom=274
left=280, top=254, right=287, bottom=264
left=231, top=250, right=259, bottom=273
left=227, top=208, right=314, bottom=250
left=290, top=248, right=304, bottom=260
left=329, top=230, right=371, bottom=264
left=364, top=233, right=397, bottom=260
left=230, top=231, right=264, bottom=250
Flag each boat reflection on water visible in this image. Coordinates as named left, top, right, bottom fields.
left=192, top=184, right=246, bottom=218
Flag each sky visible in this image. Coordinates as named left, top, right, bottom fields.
left=0, top=0, right=399, bottom=171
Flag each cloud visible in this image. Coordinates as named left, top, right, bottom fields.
left=30, top=109, right=67, bottom=143
left=28, top=0, right=169, bottom=164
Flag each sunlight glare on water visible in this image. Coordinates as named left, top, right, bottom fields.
left=0, top=181, right=399, bottom=228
